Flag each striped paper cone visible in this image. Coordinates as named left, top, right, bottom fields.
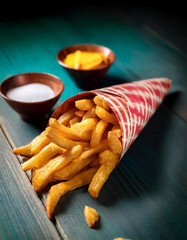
left=52, top=78, right=172, bottom=158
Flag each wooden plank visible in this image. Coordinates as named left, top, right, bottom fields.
left=0, top=127, right=61, bottom=240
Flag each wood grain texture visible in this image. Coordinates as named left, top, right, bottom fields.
left=0, top=128, right=61, bottom=240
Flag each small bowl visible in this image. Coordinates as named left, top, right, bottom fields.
left=0, top=72, right=64, bottom=122
left=57, top=44, right=115, bottom=89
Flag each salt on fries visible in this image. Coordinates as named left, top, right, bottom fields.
left=13, top=95, right=123, bottom=219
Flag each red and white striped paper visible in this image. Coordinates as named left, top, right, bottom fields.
left=92, top=78, right=172, bottom=156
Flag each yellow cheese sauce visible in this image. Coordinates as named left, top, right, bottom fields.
left=63, top=50, right=109, bottom=70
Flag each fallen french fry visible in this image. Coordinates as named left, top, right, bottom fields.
left=32, top=145, right=83, bottom=192
left=46, top=167, right=98, bottom=219
left=88, top=150, right=119, bottom=198
left=84, top=205, right=100, bottom=228
left=95, top=105, right=118, bottom=125
left=21, top=142, right=66, bottom=171
left=45, top=127, right=89, bottom=149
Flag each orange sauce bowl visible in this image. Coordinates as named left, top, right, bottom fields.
left=57, top=44, right=115, bottom=90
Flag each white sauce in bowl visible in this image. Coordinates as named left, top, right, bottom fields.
left=6, top=83, right=55, bottom=102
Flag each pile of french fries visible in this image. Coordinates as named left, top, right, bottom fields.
left=13, top=95, right=123, bottom=219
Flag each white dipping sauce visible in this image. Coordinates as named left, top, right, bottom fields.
left=7, top=83, right=55, bottom=102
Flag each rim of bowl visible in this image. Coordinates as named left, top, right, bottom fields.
left=57, top=43, right=116, bottom=71
left=0, top=72, right=64, bottom=105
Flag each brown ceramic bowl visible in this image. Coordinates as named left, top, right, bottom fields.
left=57, top=44, right=115, bottom=90
left=0, top=72, right=64, bottom=122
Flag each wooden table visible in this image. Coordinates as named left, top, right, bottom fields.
left=0, top=4, right=186, bottom=240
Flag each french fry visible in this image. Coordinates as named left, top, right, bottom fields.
left=111, top=125, right=122, bottom=138
left=75, top=110, right=85, bottom=117
left=90, top=120, right=108, bottom=148
left=93, top=95, right=110, bottom=111
left=107, top=130, right=123, bottom=155
left=54, top=155, right=97, bottom=180
left=46, top=167, right=98, bottom=219
left=21, top=142, right=66, bottom=171
left=13, top=144, right=33, bottom=157
left=82, top=107, right=97, bottom=120
left=79, top=139, right=108, bottom=160
left=69, top=116, right=81, bottom=125
left=12, top=93, right=124, bottom=219
left=71, top=118, right=98, bottom=141
left=58, top=108, right=77, bottom=125
left=45, top=127, right=89, bottom=149
left=84, top=205, right=100, bottom=228
left=32, top=145, right=82, bottom=192
left=30, top=130, right=51, bottom=155
left=88, top=150, right=119, bottom=198
left=95, top=105, right=118, bottom=125
left=75, top=99, right=94, bottom=111
left=49, top=118, right=83, bottom=141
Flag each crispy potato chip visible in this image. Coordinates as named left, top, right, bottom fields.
left=46, top=167, right=98, bottom=218
left=45, top=127, right=89, bottom=149
left=32, top=145, right=82, bottom=192
left=95, top=105, right=118, bottom=125
left=84, top=205, right=100, bottom=228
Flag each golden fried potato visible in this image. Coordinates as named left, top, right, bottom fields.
left=45, top=127, right=89, bottom=149
left=75, top=99, right=94, bottom=111
left=46, top=167, right=98, bottom=218
left=93, top=95, right=110, bottom=111
left=84, top=205, right=100, bottom=228
left=88, top=150, right=119, bottom=198
left=90, top=120, right=108, bottom=148
left=95, top=105, right=118, bottom=125
left=32, top=145, right=82, bottom=192
left=21, top=142, right=66, bottom=171
left=107, top=130, right=123, bottom=155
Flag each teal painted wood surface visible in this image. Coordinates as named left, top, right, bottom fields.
left=0, top=4, right=186, bottom=240
left=0, top=128, right=61, bottom=240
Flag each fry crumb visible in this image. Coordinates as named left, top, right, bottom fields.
left=84, top=205, right=100, bottom=228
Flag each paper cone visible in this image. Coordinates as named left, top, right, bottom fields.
left=52, top=78, right=172, bottom=158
